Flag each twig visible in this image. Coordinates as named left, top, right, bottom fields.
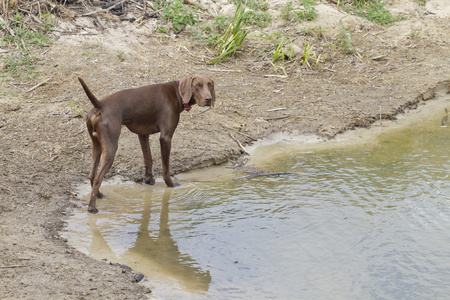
left=0, top=265, right=27, bottom=269
left=229, top=133, right=249, bottom=155
left=267, top=107, right=286, bottom=112
left=207, top=68, right=242, bottom=72
left=237, top=131, right=257, bottom=141
left=264, top=74, right=288, bottom=78
left=27, top=77, right=53, bottom=93
left=81, top=0, right=126, bottom=16
left=198, top=107, right=211, bottom=115
left=264, top=115, right=290, bottom=121
left=233, top=171, right=297, bottom=181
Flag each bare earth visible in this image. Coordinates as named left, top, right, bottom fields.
left=0, top=0, right=449, bottom=298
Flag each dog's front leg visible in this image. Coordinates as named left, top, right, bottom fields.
left=159, top=133, right=175, bottom=187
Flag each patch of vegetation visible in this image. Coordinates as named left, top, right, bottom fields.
left=229, top=0, right=269, bottom=11
left=68, top=102, right=86, bottom=117
left=209, top=4, right=250, bottom=64
left=281, top=0, right=318, bottom=22
left=117, top=50, right=126, bottom=61
left=0, top=12, right=53, bottom=80
left=242, top=10, right=272, bottom=28
left=334, top=27, right=355, bottom=54
left=342, top=0, right=405, bottom=25
left=260, top=32, right=326, bottom=75
left=157, top=0, right=199, bottom=32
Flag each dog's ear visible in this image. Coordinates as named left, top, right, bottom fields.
left=179, top=76, right=194, bottom=104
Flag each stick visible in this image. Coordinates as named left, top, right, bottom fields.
left=264, top=115, right=289, bottom=121
left=229, top=133, right=249, bottom=155
left=0, top=265, right=27, bottom=269
left=267, top=107, right=286, bottom=112
left=81, top=0, right=126, bottom=16
left=233, top=171, right=296, bottom=181
left=27, top=77, right=53, bottom=93
left=207, top=68, right=242, bottom=72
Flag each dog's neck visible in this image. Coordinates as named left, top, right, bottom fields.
left=177, top=79, right=191, bottom=112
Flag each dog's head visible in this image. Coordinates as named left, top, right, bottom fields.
left=179, top=75, right=215, bottom=107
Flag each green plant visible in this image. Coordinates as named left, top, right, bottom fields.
left=0, top=13, right=53, bottom=80
left=334, top=27, right=355, bottom=54
left=343, top=0, right=405, bottom=25
left=117, top=50, right=126, bottom=61
left=282, top=0, right=318, bottom=22
left=230, top=0, right=269, bottom=11
left=68, top=103, right=86, bottom=117
left=243, top=10, right=272, bottom=28
left=406, top=29, right=420, bottom=39
left=209, top=4, right=250, bottom=64
left=157, top=25, right=168, bottom=33
left=162, top=0, right=199, bottom=32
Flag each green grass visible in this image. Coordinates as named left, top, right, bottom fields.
left=334, top=27, right=355, bottom=54
left=209, top=4, right=250, bottom=64
left=229, top=0, right=269, bottom=11
left=343, top=0, right=405, bottom=25
left=282, top=0, right=318, bottom=22
left=0, top=13, right=53, bottom=81
left=158, top=0, right=199, bottom=32
left=242, top=10, right=272, bottom=28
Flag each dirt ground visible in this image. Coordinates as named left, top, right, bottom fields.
left=0, top=0, right=449, bottom=298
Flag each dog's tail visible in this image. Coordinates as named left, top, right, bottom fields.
left=78, top=77, right=102, bottom=109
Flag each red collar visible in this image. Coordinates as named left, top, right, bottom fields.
left=178, top=79, right=191, bottom=112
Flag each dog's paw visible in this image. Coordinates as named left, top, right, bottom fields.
left=144, top=177, right=156, bottom=185
left=88, top=207, right=99, bottom=214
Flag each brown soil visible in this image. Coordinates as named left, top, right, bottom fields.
left=0, top=0, right=449, bottom=298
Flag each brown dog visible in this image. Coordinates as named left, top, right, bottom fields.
left=78, top=75, right=215, bottom=213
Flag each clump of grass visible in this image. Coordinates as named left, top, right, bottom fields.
left=230, top=0, right=269, bottom=11
left=209, top=4, right=250, bottom=64
left=334, top=27, right=355, bottom=54
left=243, top=10, right=272, bottom=28
left=158, top=0, right=199, bottom=32
left=342, top=0, right=405, bottom=25
left=261, top=33, right=326, bottom=75
left=1, top=12, right=53, bottom=80
left=282, top=0, right=318, bottom=22
left=117, top=50, right=126, bottom=61
left=68, top=103, right=86, bottom=117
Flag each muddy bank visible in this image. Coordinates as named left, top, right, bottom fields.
left=0, top=0, right=449, bottom=298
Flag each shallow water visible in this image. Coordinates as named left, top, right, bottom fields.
left=64, top=90, right=450, bottom=299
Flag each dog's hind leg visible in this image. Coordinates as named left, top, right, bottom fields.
left=88, top=123, right=120, bottom=213
left=138, top=134, right=155, bottom=185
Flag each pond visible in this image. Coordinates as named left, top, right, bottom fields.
left=64, top=87, right=450, bottom=299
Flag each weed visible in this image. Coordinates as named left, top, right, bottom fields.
left=334, top=28, right=355, bottom=54
left=0, top=13, right=53, bottom=80
left=160, top=0, right=199, bottom=32
left=343, top=0, right=405, bottom=25
left=282, top=0, right=318, bottom=22
left=406, top=29, right=420, bottom=39
left=117, top=50, right=126, bottom=61
left=300, top=26, right=328, bottom=39
left=243, top=10, right=272, bottom=28
left=68, top=103, right=86, bottom=117
left=157, top=25, right=168, bottom=33
left=209, top=4, right=250, bottom=64
left=230, top=0, right=269, bottom=11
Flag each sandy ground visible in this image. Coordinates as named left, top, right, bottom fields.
left=0, top=0, right=449, bottom=298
